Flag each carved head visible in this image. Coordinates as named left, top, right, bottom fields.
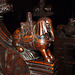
left=68, top=18, right=75, bottom=26
left=0, top=0, right=13, bottom=14
left=36, top=17, right=55, bottom=41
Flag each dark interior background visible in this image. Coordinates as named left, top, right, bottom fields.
left=3, top=0, right=75, bottom=34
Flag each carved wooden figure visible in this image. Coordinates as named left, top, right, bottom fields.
left=0, top=0, right=13, bottom=14
left=0, top=1, right=58, bottom=75
left=12, top=12, right=55, bottom=63
left=57, top=18, right=75, bottom=37
left=33, top=0, right=54, bottom=17
left=53, top=18, right=75, bottom=75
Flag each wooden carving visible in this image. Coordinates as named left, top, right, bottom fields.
left=33, top=0, right=54, bottom=17
left=57, top=18, right=75, bottom=37
left=0, top=23, right=58, bottom=75
left=0, top=11, right=58, bottom=74
left=0, top=1, right=58, bottom=75
left=0, top=0, right=13, bottom=14
left=53, top=18, right=75, bottom=75
left=12, top=12, right=55, bottom=63
left=0, top=27, right=30, bottom=75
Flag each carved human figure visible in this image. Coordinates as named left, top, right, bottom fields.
left=12, top=12, right=55, bottom=62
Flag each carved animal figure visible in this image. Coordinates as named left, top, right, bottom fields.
left=12, top=12, right=55, bottom=62
left=57, top=18, right=75, bottom=37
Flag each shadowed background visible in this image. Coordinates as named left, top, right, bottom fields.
left=3, top=0, right=75, bottom=34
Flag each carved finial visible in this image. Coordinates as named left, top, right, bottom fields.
left=33, top=0, right=54, bottom=17
left=26, top=12, right=33, bottom=24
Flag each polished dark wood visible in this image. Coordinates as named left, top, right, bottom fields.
left=0, top=23, right=30, bottom=75
left=26, top=58, right=58, bottom=75
left=12, top=12, right=55, bottom=63
left=0, top=25, right=58, bottom=75
left=0, top=1, right=58, bottom=74
left=0, top=9, right=58, bottom=75
left=53, top=18, right=75, bottom=75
